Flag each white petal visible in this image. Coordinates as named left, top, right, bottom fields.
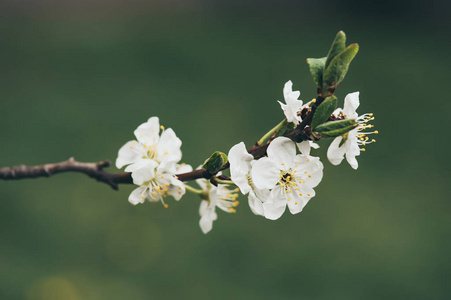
left=176, top=163, right=193, bottom=174
left=134, top=117, right=160, bottom=145
left=116, top=141, right=143, bottom=169
left=251, top=157, right=280, bottom=189
left=130, top=161, right=159, bottom=185
left=128, top=186, right=147, bottom=205
left=158, top=128, right=182, bottom=165
left=287, top=191, right=307, bottom=215
left=199, top=214, right=214, bottom=234
left=228, top=142, right=253, bottom=194
left=283, top=80, right=294, bottom=99
left=248, top=190, right=266, bottom=216
left=343, top=92, right=360, bottom=118
left=267, top=137, right=296, bottom=166
left=263, top=187, right=287, bottom=220
left=327, top=137, right=346, bottom=166
left=169, top=177, right=185, bottom=200
left=310, top=141, right=320, bottom=149
left=297, top=141, right=312, bottom=156
left=199, top=199, right=209, bottom=216
left=125, top=159, right=158, bottom=173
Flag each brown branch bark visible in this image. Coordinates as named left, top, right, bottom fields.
left=0, top=158, right=132, bottom=190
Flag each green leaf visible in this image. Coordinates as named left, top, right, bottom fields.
left=325, top=31, right=346, bottom=69
left=275, top=119, right=294, bottom=137
left=312, top=119, right=358, bottom=138
left=202, top=151, right=228, bottom=174
left=323, top=43, right=359, bottom=90
left=306, top=57, right=326, bottom=88
left=311, top=96, right=338, bottom=130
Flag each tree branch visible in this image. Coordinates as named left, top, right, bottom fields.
left=0, top=158, right=132, bottom=190
left=0, top=95, right=326, bottom=190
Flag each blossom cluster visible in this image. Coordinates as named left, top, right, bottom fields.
left=116, top=117, right=190, bottom=207
left=116, top=81, right=376, bottom=234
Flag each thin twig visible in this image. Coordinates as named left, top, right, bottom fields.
left=0, top=95, right=323, bottom=190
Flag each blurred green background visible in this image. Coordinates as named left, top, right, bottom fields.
left=0, top=0, right=449, bottom=299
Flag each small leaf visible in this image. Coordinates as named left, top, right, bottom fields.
left=323, top=44, right=359, bottom=90
left=339, top=132, right=349, bottom=147
left=306, top=57, right=326, bottom=88
left=312, top=119, right=358, bottom=138
left=275, top=119, right=294, bottom=137
left=325, top=31, right=346, bottom=69
left=311, top=96, right=338, bottom=130
left=202, top=151, right=228, bottom=174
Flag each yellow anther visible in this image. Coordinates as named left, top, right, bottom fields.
left=362, top=142, right=366, bottom=146
left=312, top=99, right=316, bottom=103
left=295, top=164, right=298, bottom=167
left=160, top=125, right=164, bottom=130
left=307, top=194, right=311, bottom=196
left=361, top=148, right=366, bottom=152
left=161, top=175, right=164, bottom=178
left=152, top=197, right=156, bottom=201
left=304, top=171, right=308, bottom=174
left=163, top=195, right=167, bottom=198
left=286, top=190, right=292, bottom=193
left=130, top=145, right=134, bottom=149
left=175, top=176, right=179, bottom=179
left=178, top=192, right=182, bottom=195
left=281, top=163, right=284, bottom=165
left=233, top=201, right=239, bottom=207
left=234, top=188, right=240, bottom=192
left=308, top=175, right=312, bottom=178
left=295, top=202, right=298, bottom=205
left=369, top=113, right=373, bottom=116
left=306, top=159, right=310, bottom=162
left=164, top=204, right=168, bottom=208
left=287, top=198, right=291, bottom=201
left=141, top=195, right=145, bottom=199
left=375, top=130, right=379, bottom=134
left=229, top=208, right=236, bottom=213
left=299, top=193, right=303, bottom=196
left=152, top=191, right=157, bottom=195
left=294, top=188, right=300, bottom=190
left=372, top=139, right=376, bottom=142
left=164, top=152, right=168, bottom=155
left=281, top=183, right=285, bottom=187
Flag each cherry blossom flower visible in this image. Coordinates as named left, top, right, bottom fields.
left=228, top=142, right=269, bottom=216
left=126, top=160, right=185, bottom=207
left=251, top=137, right=323, bottom=220
left=116, top=116, right=182, bottom=170
left=197, top=178, right=239, bottom=234
left=327, top=92, right=377, bottom=170
left=278, top=80, right=304, bottom=124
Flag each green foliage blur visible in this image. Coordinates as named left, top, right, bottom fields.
left=0, top=1, right=449, bottom=299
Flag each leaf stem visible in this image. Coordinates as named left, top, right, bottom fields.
left=257, top=119, right=287, bottom=146
left=184, top=184, right=204, bottom=195
left=214, top=178, right=236, bottom=185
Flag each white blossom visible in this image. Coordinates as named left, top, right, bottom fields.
left=327, top=92, right=377, bottom=170
left=127, top=159, right=185, bottom=207
left=251, top=137, right=323, bottom=220
left=116, top=116, right=182, bottom=170
left=197, top=178, right=239, bottom=234
left=228, top=142, right=269, bottom=216
left=278, top=80, right=304, bottom=124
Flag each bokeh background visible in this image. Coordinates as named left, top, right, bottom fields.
left=0, top=0, right=450, bottom=299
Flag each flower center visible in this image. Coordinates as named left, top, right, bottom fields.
left=279, top=170, right=296, bottom=189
